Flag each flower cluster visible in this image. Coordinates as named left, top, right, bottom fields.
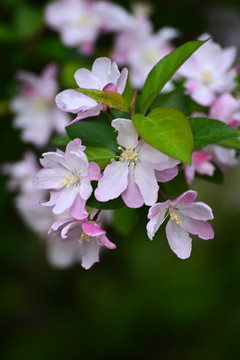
left=5, top=0, right=240, bottom=270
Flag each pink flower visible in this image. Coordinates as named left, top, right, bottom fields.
left=10, top=64, right=69, bottom=147
left=209, top=93, right=240, bottom=127
left=147, top=190, right=214, bottom=259
left=95, top=118, right=179, bottom=208
left=56, top=57, right=128, bottom=125
left=49, top=217, right=116, bottom=269
left=112, top=26, right=179, bottom=89
left=45, top=0, right=101, bottom=55
left=33, top=139, right=101, bottom=220
left=179, top=34, right=237, bottom=106
left=184, top=151, right=215, bottom=184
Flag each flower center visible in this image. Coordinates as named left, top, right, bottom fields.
left=60, top=173, right=80, bottom=188
left=77, top=14, right=89, bottom=26
left=169, top=207, right=180, bottom=225
left=141, top=48, right=160, bottom=65
left=202, top=71, right=212, bottom=85
left=118, top=146, right=139, bottom=166
left=79, top=232, right=90, bottom=243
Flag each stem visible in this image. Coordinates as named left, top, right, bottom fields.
left=92, top=209, right=101, bottom=222
left=158, top=188, right=169, bottom=201
left=107, top=109, right=115, bottom=119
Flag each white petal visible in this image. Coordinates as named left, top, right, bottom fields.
left=166, top=220, right=192, bottom=259
left=111, top=118, right=139, bottom=148
left=134, top=163, right=159, bottom=206
left=82, top=238, right=100, bottom=269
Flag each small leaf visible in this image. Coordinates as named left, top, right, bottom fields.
left=66, top=120, right=118, bottom=152
left=113, top=207, right=136, bottom=235
left=189, top=117, right=239, bottom=149
left=85, top=147, right=116, bottom=169
left=76, top=88, right=130, bottom=113
left=132, top=107, right=193, bottom=164
left=140, top=39, right=207, bottom=115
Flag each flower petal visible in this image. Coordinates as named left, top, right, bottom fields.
left=33, top=168, right=65, bottom=189
left=111, top=118, right=139, bottom=148
left=68, top=104, right=102, bottom=125
left=70, top=195, right=88, bottom=220
left=91, top=57, right=112, bottom=89
left=134, top=163, right=159, bottom=206
left=166, top=220, right=192, bottom=259
left=53, top=186, right=78, bottom=214
left=171, top=190, right=197, bottom=206
left=88, top=162, right=102, bottom=181
left=82, top=221, right=105, bottom=237
left=82, top=238, right=100, bottom=269
left=99, top=234, right=116, bottom=249
left=56, top=89, right=97, bottom=113
left=74, top=68, right=100, bottom=89
left=155, top=166, right=178, bottom=182
left=116, top=67, right=128, bottom=94
left=180, top=215, right=214, bottom=240
left=121, top=166, right=144, bottom=208
left=95, top=161, right=128, bottom=202
left=147, top=202, right=169, bottom=240
left=179, top=202, right=214, bottom=220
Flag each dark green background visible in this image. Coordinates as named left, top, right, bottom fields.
left=1, top=0, right=240, bottom=359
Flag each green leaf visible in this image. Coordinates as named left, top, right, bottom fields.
left=76, top=88, right=130, bottom=113
left=132, top=107, right=193, bottom=164
left=216, top=137, right=240, bottom=151
left=51, top=135, right=71, bottom=146
left=188, top=117, right=239, bottom=150
left=140, top=39, right=207, bottom=115
left=85, top=147, right=116, bottom=169
left=66, top=121, right=118, bottom=152
left=113, top=207, right=136, bottom=235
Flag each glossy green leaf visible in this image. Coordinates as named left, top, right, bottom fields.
left=51, top=135, right=71, bottom=146
left=76, top=88, right=130, bottom=113
left=85, top=147, right=116, bottom=169
left=188, top=117, right=239, bottom=150
left=132, top=107, right=193, bottom=164
left=66, top=121, right=118, bottom=152
left=140, top=39, right=207, bottom=115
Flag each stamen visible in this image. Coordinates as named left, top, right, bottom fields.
left=79, top=232, right=90, bottom=244
left=169, top=207, right=180, bottom=225
left=118, top=146, right=139, bottom=166
left=202, top=71, right=212, bottom=85
left=60, top=174, right=79, bottom=188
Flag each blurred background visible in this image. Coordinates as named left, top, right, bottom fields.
left=1, top=0, right=240, bottom=359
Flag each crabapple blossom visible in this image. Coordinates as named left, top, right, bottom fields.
left=95, top=118, right=179, bottom=208
left=147, top=190, right=214, bottom=259
left=33, top=139, right=101, bottom=220
left=179, top=34, right=237, bottom=106
left=56, top=57, right=128, bottom=125
left=184, top=151, right=215, bottom=184
left=49, top=217, right=116, bottom=269
left=209, top=93, right=240, bottom=127
left=45, top=0, right=101, bottom=55
left=11, top=64, right=69, bottom=147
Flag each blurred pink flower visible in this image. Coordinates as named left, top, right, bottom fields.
left=184, top=151, right=215, bottom=184
left=95, top=118, right=179, bottom=208
left=179, top=34, right=237, bottom=106
left=56, top=57, right=128, bottom=125
left=112, top=26, right=179, bottom=89
left=45, top=0, right=101, bottom=55
left=49, top=217, right=116, bottom=269
left=11, top=64, right=69, bottom=147
left=147, top=190, right=214, bottom=259
left=209, top=93, right=240, bottom=127
left=33, top=139, right=101, bottom=220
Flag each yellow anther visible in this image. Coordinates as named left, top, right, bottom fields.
left=202, top=71, right=212, bottom=85
left=60, top=174, right=78, bottom=188
left=169, top=207, right=180, bottom=225
left=79, top=232, right=90, bottom=244
left=118, top=146, right=139, bottom=166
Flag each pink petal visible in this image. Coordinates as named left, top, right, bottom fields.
left=65, top=138, right=86, bottom=155
left=179, top=202, right=214, bottom=220
left=111, top=118, right=139, bottom=148
left=99, top=234, right=116, bottom=249
left=121, top=166, right=144, bottom=208
left=116, top=67, right=128, bottom=94
left=68, top=104, right=102, bottom=125
left=82, top=239, right=100, bottom=269
left=155, top=166, right=178, bottom=182
left=56, top=89, right=97, bottom=113
left=171, top=190, right=197, bottom=206
left=82, top=221, right=105, bottom=237
left=95, top=161, right=129, bottom=202
left=166, top=220, right=192, bottom=259
left=147, top=202, right=169, bottom=240
left=74, top=68, right=100, bottom=89
left=70, top=195, right=88, bottom=220
left=79, top=179, right=92, bottom=200
left=134, top=163, right=159, bottom=206
left=180, top=215, right=214, bottom=240
left=53, top=186, right=78, bottom=214
left=88, top=162, right=101, bottom=181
